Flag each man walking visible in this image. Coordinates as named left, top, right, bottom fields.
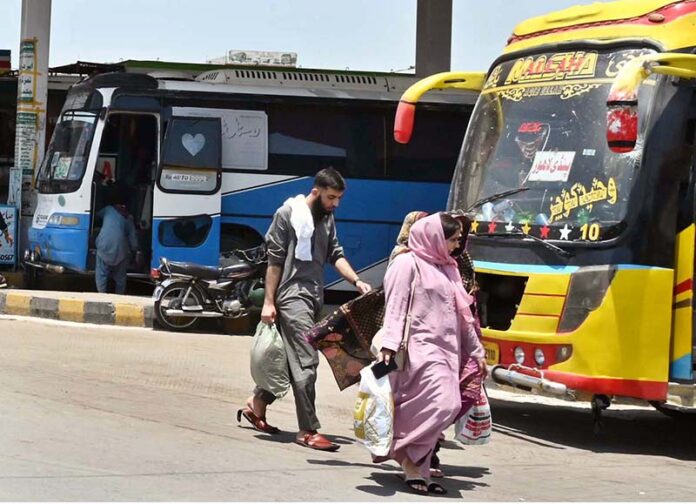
left=238, top=167, right=371, bottom=451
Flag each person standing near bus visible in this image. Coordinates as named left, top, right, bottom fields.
left=238, top=167, right=371, bottom=451
left=94, top=184, right=139, bottom=295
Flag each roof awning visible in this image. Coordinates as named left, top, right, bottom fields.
left=49, top=61, right=125, bottom=75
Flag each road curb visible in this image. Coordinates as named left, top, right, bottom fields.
left=0, top=290, right=154, bottom=328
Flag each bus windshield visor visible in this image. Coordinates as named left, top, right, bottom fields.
left=38, top=110, right=97, bottom=193
left=449, top=47, right=657, bottom=242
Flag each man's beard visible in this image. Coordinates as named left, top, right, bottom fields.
left=311, top=197, right=332, bottom=220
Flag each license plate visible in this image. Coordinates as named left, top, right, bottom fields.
left=152, top=286, right=163, bottom=300
left=483, top=341, right=500, bottom=365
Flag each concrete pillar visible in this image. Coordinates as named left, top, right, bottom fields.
left=8, top=0, right=51, bottom=234
left=415, top=0, right=452, bottom=77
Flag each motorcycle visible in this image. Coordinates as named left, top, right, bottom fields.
left=152, top=245, right=266, bottom=332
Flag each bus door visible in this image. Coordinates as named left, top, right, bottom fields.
left=152, top=116, right=222, bottom=268
left=672, top=112, right=696, bottom=384
left=90, top=112, right=159, bottom=273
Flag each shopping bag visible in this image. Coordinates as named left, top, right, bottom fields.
left=353, top=365, right=394, bottom=457
left=454, top=387, right=492, bottom=445
left=250, top=322, right=290, bottom=398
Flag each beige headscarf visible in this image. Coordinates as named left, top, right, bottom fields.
left=388, top=211, right=428, bottom=266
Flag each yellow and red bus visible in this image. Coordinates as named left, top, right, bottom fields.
left=395, top=0, right=696, bottom=416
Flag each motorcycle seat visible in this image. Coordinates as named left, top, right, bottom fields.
left=167, top=261, right=220, bottom=280
left=220, top=262, right=255, bottom=279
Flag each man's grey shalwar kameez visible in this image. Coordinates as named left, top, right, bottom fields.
left=254, top=203, right=344, bottom=431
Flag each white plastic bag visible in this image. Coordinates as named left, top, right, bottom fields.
left=455, top=387, right=492, bottom=445
left=250, top=322, right=290, bottom=398
left=353, top=365, right=394, bottom=457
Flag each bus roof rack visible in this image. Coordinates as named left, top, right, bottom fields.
left=193, top=68, right=480, bottom=103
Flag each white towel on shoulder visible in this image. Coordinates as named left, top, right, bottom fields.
left=285, top=194, right=314, bottom=261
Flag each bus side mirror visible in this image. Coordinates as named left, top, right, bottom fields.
left=394, top=101, right=416, bottom=144
left=606, top=102, right=638, bottom=153
left=393, top=71, right=486, bottom=145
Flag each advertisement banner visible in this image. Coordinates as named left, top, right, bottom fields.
left=0, top=205, right=17, bottom=266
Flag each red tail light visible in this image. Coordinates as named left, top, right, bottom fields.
left=150, top=267, right=161, bottom=279
left=606, top=104, right=638, bottom=153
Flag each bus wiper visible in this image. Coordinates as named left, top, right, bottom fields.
left=466, top=187, right=529, bottom=212
left=475, top=231, right=574, bottom=258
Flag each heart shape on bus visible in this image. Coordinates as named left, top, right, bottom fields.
left=181, top=133, right=206, bottom=156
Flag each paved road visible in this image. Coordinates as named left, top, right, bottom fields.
left=1, top=316, right=694, bottom=501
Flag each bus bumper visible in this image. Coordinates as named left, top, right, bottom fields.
left=491, top=364, right=575, bottom=399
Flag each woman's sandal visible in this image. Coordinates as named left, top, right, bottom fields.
left=430, top=468, right=445, bottom=478
left=427, top=482, right=448, bottom=495
left=404, top=478, right=429, bottom=495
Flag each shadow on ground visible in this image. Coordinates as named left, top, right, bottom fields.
left=306, top=457, right=490, bottom=498
left=489, top=397, right=696, bottom=460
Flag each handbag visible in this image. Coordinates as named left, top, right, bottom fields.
left=371, top=256, right=419, bottom=370
left=454, top=386, right=492, bottom=445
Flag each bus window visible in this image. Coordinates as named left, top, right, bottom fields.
left=267, top=104, right=384, bottom=178
left=159, top=117, right=221, bottom=193
left=158, top=215, right=212, bottom=248
left=387, top=108, right=468, bottom=183
left=37, top=110, right=97, bottom=193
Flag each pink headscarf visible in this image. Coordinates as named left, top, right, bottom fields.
left=408, top=213, right=475, bottom=325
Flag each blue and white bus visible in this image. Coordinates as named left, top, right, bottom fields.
left=25, top=67, right=477, bottom=296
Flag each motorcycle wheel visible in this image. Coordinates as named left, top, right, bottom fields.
left=154, top=282, right=203, bottom=332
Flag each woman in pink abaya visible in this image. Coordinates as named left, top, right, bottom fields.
left=377, top=212, right=486, bottom=496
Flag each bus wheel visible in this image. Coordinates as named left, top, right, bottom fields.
left=649, top=401, right=696, bottom=419
left=154, top=283, right=202, bottom=332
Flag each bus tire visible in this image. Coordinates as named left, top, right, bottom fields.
left=154, top=282, right=202, bottom=332
left=23, top=264, right=38, bottom=290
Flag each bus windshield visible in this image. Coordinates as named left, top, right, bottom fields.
left=449, top=47, right=657, bottom=242
left=37, top=110, right=97, bottom=194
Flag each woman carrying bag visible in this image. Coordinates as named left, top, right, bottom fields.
left=376, top=212, right=485, bottom=496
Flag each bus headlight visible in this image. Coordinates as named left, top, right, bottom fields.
left=514, top=346, right=525, bottom=364
left=558, top=265, right=616, bottom=333
left=534, top=348, right=545, bottom=366
left=556, top=345, right=573, bottom=363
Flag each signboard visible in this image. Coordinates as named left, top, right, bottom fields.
left=0, top=49, right=10, bottom=75
left=207, top=50, right=297, bottom=67
left=528, top=151, right=576, bottom=182
left=18, top=40, right=36, bottom=102
left=0, top=205, right=17, bottom=266
left=14, top=111, right=38, bottom=177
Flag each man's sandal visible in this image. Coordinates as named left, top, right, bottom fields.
left=236, top=408, right=280, bottom=434
left=294, top=432, right=340, bottom=451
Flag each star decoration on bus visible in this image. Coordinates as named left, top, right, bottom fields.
left=540, top=225, right=550, bottom=239
left=471, top=220, right=479, bottom=233
left=488, top=221, right=497, bottom=233
left=505, top=221, right=515, bottom=232
left=521, top=221, right=531, bottom=234
left=559, top=224, right=572, bottom=240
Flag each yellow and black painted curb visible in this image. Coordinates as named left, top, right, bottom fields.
left=0, top=291, right=154, bottom=327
